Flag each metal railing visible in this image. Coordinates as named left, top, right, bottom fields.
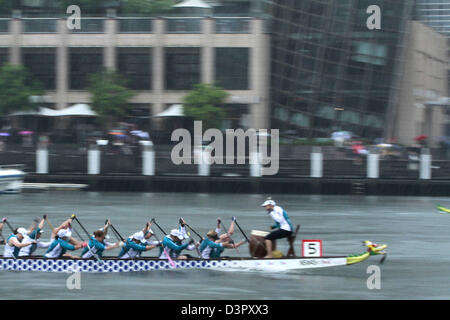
left=22, top=18, right=58, bottom=33
left=214, top=17, right=251, bottom=33
left=0, top=19, right=9, bottom=33
left=166, top=17, right=202, bottom=33
left=70, top=18, right=104, bottom=33
left=118, top=17, right=153, bottom=33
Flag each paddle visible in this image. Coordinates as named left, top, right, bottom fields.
left=179, top=218, right=201, bottom=258
left=4, top=219, right=15, bottom=234
left=379, top=253, right=387, bottom=264
left=105, top=219, right=125, bottom=242
left=181, top=218, right=204, bottom=242
left=219, top=218, right=240, bottom=254
left=233, top=219, right=250, bottom=243
left=151, top=218, right=167, bottom=235
left=71, top=214, right=90, bottom=239
left=150, top=218, right=176, bottom=268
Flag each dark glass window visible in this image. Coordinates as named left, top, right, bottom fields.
left=215, top=48, right=249, bottom=90
left=22, top=48, right=56, bottom=90
left=69, top=48, right=103, bottom=90
left=117, top=48, right=151, bottom=90
left=165, top=47, right=200, bottom=90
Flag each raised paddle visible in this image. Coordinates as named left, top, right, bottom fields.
left=71, top=214, right=90, bottom=240
left=151, top=218, right=167, bottom=235
left=105, top=220, right=125, bottom=242
left=180, top=218, right=203, bottom=242
left=179, top=218, right=201, bottom=258
left=232, top=219, right=250, bottom=243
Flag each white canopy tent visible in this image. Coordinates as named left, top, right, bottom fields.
left=8, top=104, right=98, bottom=117
left=173, top=0, right=212, bottom=8
left=153, top=104, right=185, bottom=117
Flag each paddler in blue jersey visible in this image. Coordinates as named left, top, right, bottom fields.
left=3, top=227, right=36, bottom=258
left=44, top=229, right=87, bottom=258
left=261, top=198, right=293, bottom=258
left=159, top=229, right=198, bottom=260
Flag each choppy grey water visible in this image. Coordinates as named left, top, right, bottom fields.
left=0, top=192, right=449, bottom=300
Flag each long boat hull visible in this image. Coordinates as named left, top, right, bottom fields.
left=0, top=252, right=372, bottom=273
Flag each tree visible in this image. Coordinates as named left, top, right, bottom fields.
left=0, top=64, right=43, bottom=117
left=183, top=83, right=228, bottom=129
left=87, top=69, right=135, bottom=129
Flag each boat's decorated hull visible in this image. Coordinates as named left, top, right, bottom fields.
left=0, top=255, right=367, bottom=273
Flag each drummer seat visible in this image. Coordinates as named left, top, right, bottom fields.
left=286, top=225, right=300, bottom=257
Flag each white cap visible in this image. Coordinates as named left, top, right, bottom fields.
left=17, top=228, right=28, bottom=237
left=170, top=229, right=183, bottom=240
left=261, top=200, right=276, bottom=207
left=132, top=231, right=146, bottom=243
left=57, top=229, right=68, bottom=238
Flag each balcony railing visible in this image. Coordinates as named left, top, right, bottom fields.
left=118, top=17, right=153, bottom=33
left=166, top=18, right=202, bottom=33
left=214, top=17, right=251, bottom=33
left=0, top=19, right=9, bottom=33
left=22, top=18, right=58, bottom=33
left=70, top=18, right=104, bottom=33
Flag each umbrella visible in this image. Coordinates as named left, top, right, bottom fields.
left=414, top=135, right=428, bottom=141
left=19, top=130, right=33, bottom=135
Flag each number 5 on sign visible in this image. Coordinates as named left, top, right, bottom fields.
left=302, top=240, right=322, bottom=257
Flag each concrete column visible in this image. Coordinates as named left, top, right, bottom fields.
left=201, top=18, right=214, bottom=84
left=249, top=18, right=270, bottom=130
left=250, top=151, right=262, bottom=177
left=152, top=18, right=165, bottom=129
left=195, top=146, right=210, bottom=176
left=310, top=147, right=323, bottom=178
left=141, top=141, right=155, bottom=176
left=9, top=10, right=22, bottom=65
left=36, top=145, right=48, bottom=174
left=420, top=148, right=431, bottom=179
left=56, top=19, right=68, bottom=109
left=88, top=145, right=101, bottom=175
left=104, top=11, right=117, bottom=70
left=367, top=150, right=379, bottom=179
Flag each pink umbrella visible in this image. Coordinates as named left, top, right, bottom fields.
left=19, top=130, right=33, bottom=135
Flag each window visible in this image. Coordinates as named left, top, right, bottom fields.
left=215, top=48, right=249, bottom=90
left=165, top=47, right=200, bottom=90
left=22, top=48, right=56, bottom=90
left=117, top=48, right=152, bottom=90
left=69, top=48, right=103, bottom=90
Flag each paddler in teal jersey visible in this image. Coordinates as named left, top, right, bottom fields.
left=3, top=228, right=36, bottom=258
left=199, top=217, right=247, bottom=259
left=19, top=216, right=52, bottom=257
left=0, top=217, right=6, bottom=245
left=81, top=229, right=122, bottom=259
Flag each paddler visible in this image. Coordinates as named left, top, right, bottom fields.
left=0, top=217, right=6, bottom=245
left=261, top=198, right=293, bottom=258
left=44, top=229, right=87, bottom=258
left=160, top=229, right=198, bottom=260
left=199, top=227, right=246, bottom=259
left=3, top=227, right=36, bottom=258
left=81, top=229, right=122, bottom=259
left=19, top=216, right=52, bottom=257
left=118, top=222, right=158, bottom=259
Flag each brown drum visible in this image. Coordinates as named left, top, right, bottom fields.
left=249, top=230, right=276, bottom=258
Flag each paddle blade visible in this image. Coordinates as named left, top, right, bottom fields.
left=379, top=254, right=387, bottom=264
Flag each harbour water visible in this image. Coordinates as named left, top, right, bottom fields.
left=0, top=192, right=449, bottom=300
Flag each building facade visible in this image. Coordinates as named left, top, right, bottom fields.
left=0, top=10, right=270, bottom=130
left=264, top=0, right=415, bottom=140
